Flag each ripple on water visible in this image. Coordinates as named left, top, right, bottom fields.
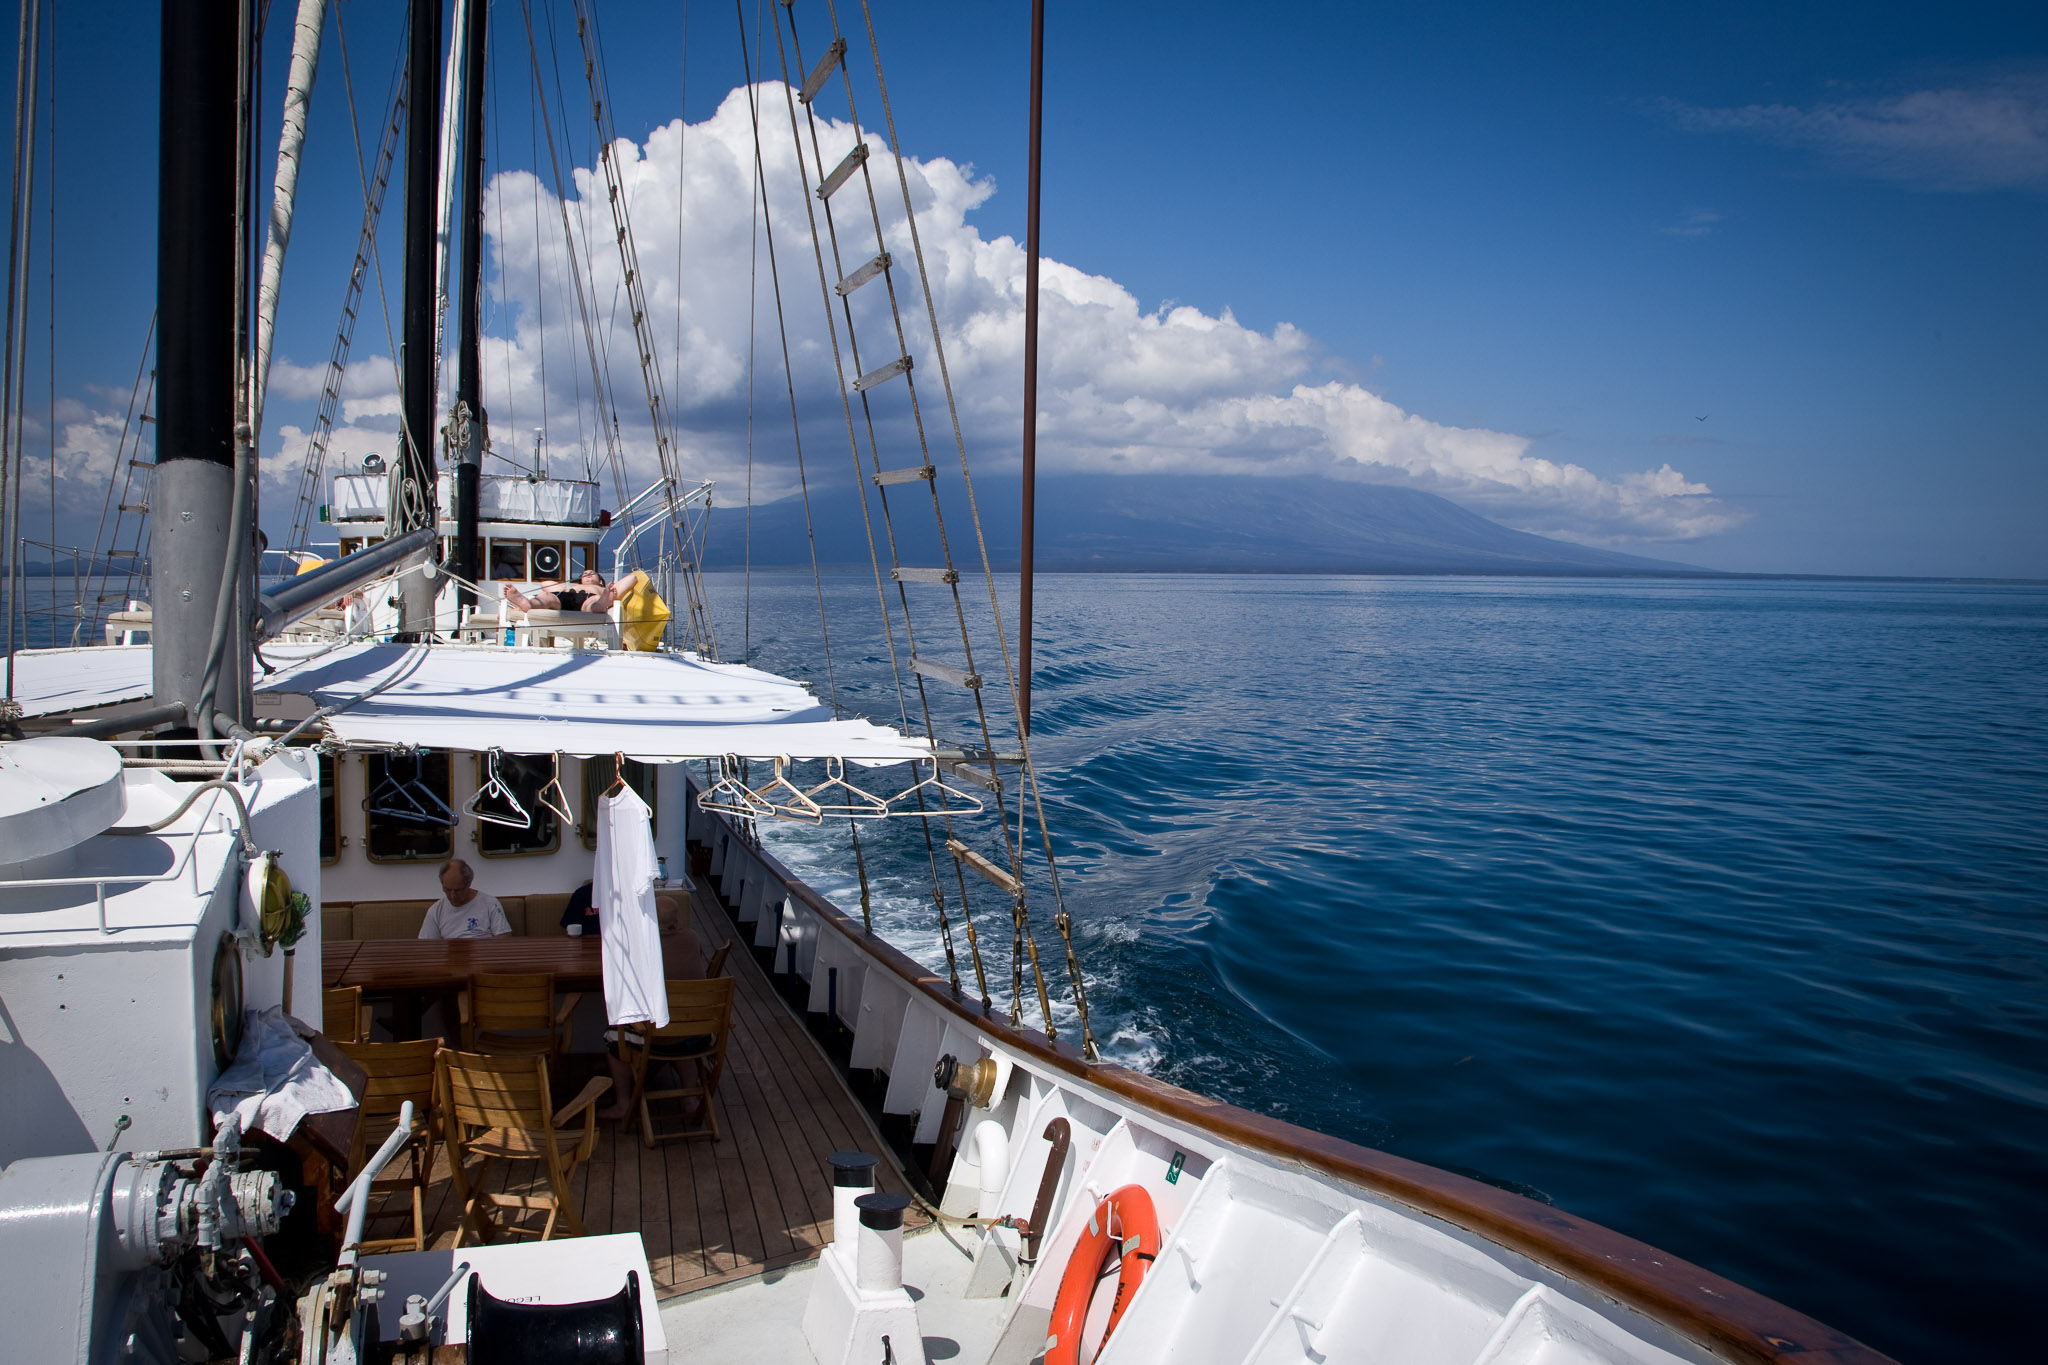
left=710, top=573, right=2048, bottom=1364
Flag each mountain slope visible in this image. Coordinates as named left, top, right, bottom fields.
left=700, top=474, right=1704, bottom=576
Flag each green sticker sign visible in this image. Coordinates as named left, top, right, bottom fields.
left=1166, top=1151, right=1186, bottom=1185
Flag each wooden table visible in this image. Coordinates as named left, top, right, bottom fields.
left=326, top=937, right=605, bottom=1044
left=331, top=937, right=605, bottom=992
left=320, top=940, right=364, bottom=989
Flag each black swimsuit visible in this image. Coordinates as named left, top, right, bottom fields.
left=555, top=588, right=593, bottom=612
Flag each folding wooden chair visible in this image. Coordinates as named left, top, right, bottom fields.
left=436, top=1048, right=610, bottom=1245
left=703, top=939, right=733, bottom=980
left=323, top=985, right=367, bottom=1043
left=333, top=1039, right=439, bottom=1253
left=459, top=972, right=579, bottom=1059
left=625, top=976, right=735, bottom=1149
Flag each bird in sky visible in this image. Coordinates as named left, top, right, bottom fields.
left=1696, top=415, right=1709, bottom=421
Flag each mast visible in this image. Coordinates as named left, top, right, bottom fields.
left=1017, top=0, right=1045, bottom=738
left=394, top=0, right=444, bottom=637
left=151, top=0, right=242, bottom=723
left=450, top=0, right=486, bottom=612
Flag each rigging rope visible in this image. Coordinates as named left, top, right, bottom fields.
left=284, top=45, right=407, bottom=560
left=764, top=0, right=1094, bottom=1054
left=567, top=0, right=719, bottom=657
left=856, top=0, right=1098, bottom=1058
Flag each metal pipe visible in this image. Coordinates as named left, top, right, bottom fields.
left=395, top=0, right=444, bottom=637
left=1016, top=0, right=1045, bottom=740
left=0, top=0, right=41, bottom=700
left=151, top=0, right=240, bottom=721
left=336, top=1099, right=414, bottom=1264
left=253, top=526, right=435, bottom=639
left=62, top=701, right=191, bottom=739
left=1019, top=1116, right=1069, bottom=1264
left=451, top=0, right=487, bottom=611
left=109, top=777, right=254, bottom=842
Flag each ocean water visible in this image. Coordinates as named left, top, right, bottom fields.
left=717, top=570, right=2047, bottom=1365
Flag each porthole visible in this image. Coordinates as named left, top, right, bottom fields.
left=210, top=932, right=243, bottom=1070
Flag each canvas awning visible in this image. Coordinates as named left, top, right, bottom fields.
left=7, top=645, right=155, bottom=718
left=255, top=642, right=929, bottom=764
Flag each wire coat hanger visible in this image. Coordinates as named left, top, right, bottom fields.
left=803, top=756, right=890, bottom=820
left=365, top=750, right=456, bottom=827
left=698, top=753, right=775, bottom=820
left=537, top=751, right=576, bottom=826
left=748, top=755, right=824, bottom=825
left=465, top=749, right=532, bottom=829
left=885, top=757, right=986, bottom=818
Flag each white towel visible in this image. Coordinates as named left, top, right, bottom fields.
left=206, top=1005, right=356, bottom=1142
left=595, top=785, right=669, bottom=1030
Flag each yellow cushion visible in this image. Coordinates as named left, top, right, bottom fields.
left=524, top=893, right=573, bottom=934
left=352, top=900, right=431, bottom=940
left=320, top=904, right=355, bottom=941
left=496, top=895, right=528, bottom=937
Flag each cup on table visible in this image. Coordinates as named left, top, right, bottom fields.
left=565, top=924, right=583, bottom=937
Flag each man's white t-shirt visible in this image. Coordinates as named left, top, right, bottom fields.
left=595, top=787, right=668, bottom=1029
left=417, top=891, right=511, bottom=940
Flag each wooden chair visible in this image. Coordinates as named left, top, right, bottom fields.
left=333, top=1039, right=439, bottom=1254
left=624, top=976, right=735, bottom=1149
left=436, top=1049, right=610, bottom=1245
left=459, top=972, right=579, bottom=1059
left=323, top=985, right=367, bottom=1043
left=703, top=939, right=733, bottom=980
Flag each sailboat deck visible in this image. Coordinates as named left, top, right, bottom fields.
left=400, top=877, right=926, bottom=1298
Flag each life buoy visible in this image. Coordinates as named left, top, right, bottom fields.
left=1045, top=1183, right=1160, bottom=1365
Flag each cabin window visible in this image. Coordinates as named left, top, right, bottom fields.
left=339, top=538, right=363, bottom=557
left=488, top=540, right=527, bottom=580
left=475, top=753, right=562, bottom=857
left=570, top=543, right=594, bottom=577
left=529, top=542, right=566, bottom=581
left=318, top=754, right=338, bottom=864
left=581, top=756, right=656, bottom=849
left=362, top=751, right=454, bottom=862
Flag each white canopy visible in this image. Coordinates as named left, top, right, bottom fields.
left=256, top=642, right=929, bottom=763
left=6, top=645, right=154, bottom=718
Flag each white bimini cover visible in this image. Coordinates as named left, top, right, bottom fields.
left=255, top=642, right=929, bottom=763
left=596, top=785, right=668, bottom=1030
left=6, top=645, right=154, bottom=717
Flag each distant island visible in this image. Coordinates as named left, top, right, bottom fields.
left=700, top=474, right=1706, bottom=577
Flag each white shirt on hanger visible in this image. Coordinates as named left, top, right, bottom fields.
left=594, top=784, right=669, bottom=1029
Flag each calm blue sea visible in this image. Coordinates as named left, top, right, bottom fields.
left=725, top=571, right=2047, bottom=1365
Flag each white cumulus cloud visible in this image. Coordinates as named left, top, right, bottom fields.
left=256, top=82, right=1738, bottom=545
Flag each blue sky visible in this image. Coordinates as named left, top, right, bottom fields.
left=23, top=0, right=2048, bottom=576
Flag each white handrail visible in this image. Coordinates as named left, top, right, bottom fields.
left=0, top=786, right=248, bottom=934
left=336, top=1099, right=414, bottom=1266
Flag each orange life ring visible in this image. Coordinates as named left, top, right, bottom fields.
left=1045, top=1183, right=1160, bottom=1365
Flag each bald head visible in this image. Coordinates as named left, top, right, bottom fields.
left=439, top=859, right=474, bottom=896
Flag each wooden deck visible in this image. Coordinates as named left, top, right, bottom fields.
left=388, top=877, right=926, bottom=1298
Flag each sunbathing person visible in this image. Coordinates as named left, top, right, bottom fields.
left=501, top=567, right=643, bottom=615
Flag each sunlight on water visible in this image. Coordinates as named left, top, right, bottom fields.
left=711, top=570, right=2047, bottom=1363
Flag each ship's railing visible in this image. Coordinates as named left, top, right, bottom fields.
left=0, top=781, right=249, bottom=935
left=682, top=780, right=1894, bottom=1365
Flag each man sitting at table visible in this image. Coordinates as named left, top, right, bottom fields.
left=418, top=858, right=512, bottom=939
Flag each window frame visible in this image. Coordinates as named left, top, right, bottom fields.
left=488, top=539, right=528, bottom=581
left=361, top=751, right=456, bottom=863
left=474, top=752, right=563, bottom=859
left=317, top=753, right=339, bottom=865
